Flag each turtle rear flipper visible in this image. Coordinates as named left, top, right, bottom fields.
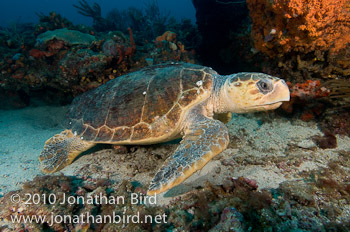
left=147, top=114, right=229, bottom=195
left=39, top=130, right=95, bottom=173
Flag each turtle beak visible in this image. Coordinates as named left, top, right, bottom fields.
left=275, top=79, right=290, bottom=102
left=267, top=79, right=290, bottom=104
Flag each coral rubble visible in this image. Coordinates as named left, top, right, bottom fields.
left=1, top=171, right=349, bottom=231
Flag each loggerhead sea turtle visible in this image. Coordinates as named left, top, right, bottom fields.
left=39, top=63, right=290, bottom=195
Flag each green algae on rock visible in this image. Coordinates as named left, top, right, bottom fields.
left=37, top=28, right=96, bottom=46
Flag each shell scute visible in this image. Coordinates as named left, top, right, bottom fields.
left=132, top=123, right=152, bottom=141
left=179, top=89, right=203, bottom=107
left=106, top=72, right=148, bottom=128
left=95, top=126, right=114, bottom=142
left=181, top=68, right=205, bottom=91
left=142, top=67, right=181, bottom=124
left=70, top=119, right=86, bottom=135
left=166, top=104, right=182, bottom=127
left=82, top=126, right=98, bottom=141
left=112, top=127, right=132, bottom=141
left=68, top=63, right=214, bottom=142
left=202, top=73, right=214, bottom=90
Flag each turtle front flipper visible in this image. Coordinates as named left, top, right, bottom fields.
left=147, top=115, right=229, bottom=195
left=39, top=130, right=95, bottom=173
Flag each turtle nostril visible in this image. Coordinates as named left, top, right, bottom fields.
left=280, top=80, right=287, bottom=86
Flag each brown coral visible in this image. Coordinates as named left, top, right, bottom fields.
left=156, top=31, right=177, bottom=42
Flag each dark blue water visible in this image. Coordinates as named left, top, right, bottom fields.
left=0, top=0, right=195, bottom=27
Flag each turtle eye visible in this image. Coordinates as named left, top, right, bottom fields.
left=256, top=79, right=273, bottom=94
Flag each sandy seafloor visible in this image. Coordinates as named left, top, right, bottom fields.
left=1, top=104, right=350, bottom=226
left=0, top=105, right=67, bottom=196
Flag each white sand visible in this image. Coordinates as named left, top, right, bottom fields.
left=0, top=105, right=68, bottom=196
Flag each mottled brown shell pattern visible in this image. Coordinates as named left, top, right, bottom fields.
left=68, top=63, right=216, bottom=143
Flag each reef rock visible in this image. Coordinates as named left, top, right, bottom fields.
left=209, top=207, right=245, bottom=232
left=36, top=28, right=96, bottom=46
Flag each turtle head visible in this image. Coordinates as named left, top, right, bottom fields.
left=222, top=73, right=290, bottom=113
